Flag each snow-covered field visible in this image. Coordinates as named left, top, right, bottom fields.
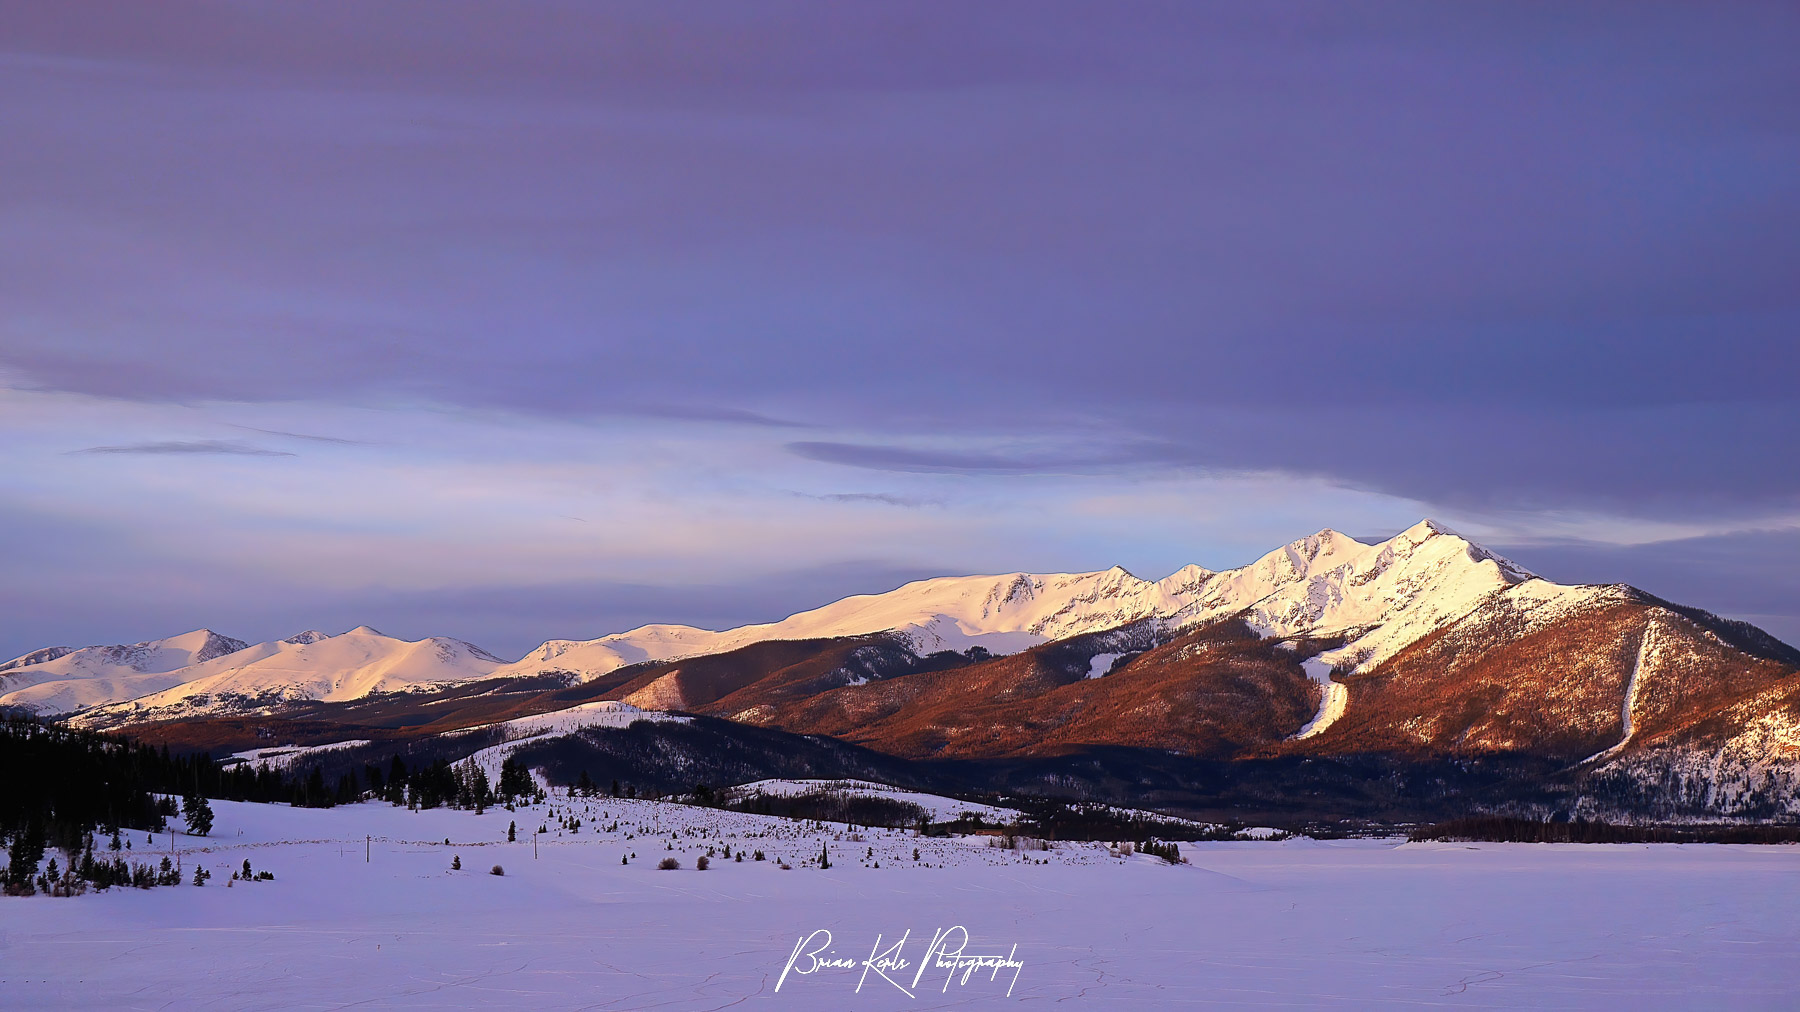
left=5, top=797, right=1799, bottom=1009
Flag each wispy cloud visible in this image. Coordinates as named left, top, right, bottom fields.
left=623, top=404, right=810, bottom=428
left=69, top=440, right=296, bottom=457
left=795, top=491, right=941, bottom=508
left=232, top=425, right=368, bottom=446
left=788, top=440, right=1184, bottom=475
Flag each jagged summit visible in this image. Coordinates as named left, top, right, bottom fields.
left=482, top=520, right=1546, bottom=686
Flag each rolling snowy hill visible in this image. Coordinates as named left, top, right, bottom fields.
left=0, top=629, right=249, bottom=715
left=64, top=628, right=504, bottom=726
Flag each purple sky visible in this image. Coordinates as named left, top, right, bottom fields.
left=2, top=2, right=1797, bottom=659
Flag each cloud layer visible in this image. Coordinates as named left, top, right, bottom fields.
left=1, top=3, right=1795, bottom=656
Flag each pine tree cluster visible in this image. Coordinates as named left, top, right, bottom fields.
left=1, top=717, right=300, bottom=896
left=372, top=755, right=544, bottom=811
left=1139, top=839, right=1182, bottom=864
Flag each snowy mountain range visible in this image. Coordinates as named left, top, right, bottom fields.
left=3, top=627, right=503, bottom=721
left=11, top=519, right=1800, bottom=822
left=492, top=519, right=1540, bottom=684
left=9, top=519, right=1529, bottom=720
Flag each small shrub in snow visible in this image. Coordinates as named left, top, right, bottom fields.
left=451, top=855, right=462, bottom=871
left=658, top=857, right=680, bottom=870
left=696, top=856, right=709, bottom=871
left=490, top=865, right=504, bottom=876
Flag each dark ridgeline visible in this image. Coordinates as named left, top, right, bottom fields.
left=1411, top=816, right=1800, bottom=845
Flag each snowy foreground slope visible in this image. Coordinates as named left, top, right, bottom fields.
left=5, top=798, right=1798, bottom=1009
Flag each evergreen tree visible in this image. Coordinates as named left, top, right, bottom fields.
left=4, top=824, right=45, bottom=893
left=385, top=755, right=409, bottom=805
left=297, top=766, right=333, bottom=809
left=819, top=842, right=830, bottom=870
left=508, top=821, right=516, bottom=842
left=182, top=794, right=214, bottom=836
left=497, top=758, right=533, bottom=803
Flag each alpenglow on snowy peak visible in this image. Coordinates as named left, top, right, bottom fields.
left=0, top=629, right=250, bottom=716
left=10, top=521, right=1550, bottom=720
left=35, top=627, right=506, bottom=724
left=490, top=519, right=1543, bottom=682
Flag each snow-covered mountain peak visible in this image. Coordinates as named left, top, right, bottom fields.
left=1156, top=563, right=1216, bottom=594
left=1201, top=521, right=1553, bottom=674
left=1377, top=519, right=1537, bottom=582
left=0, top=645, right=76, bottom=673
left=482, top=520, right=1555, bottom=686
left=61, top=627, right=507, bottom=727
left=1, top=629, right=249, bottom=682
left=15, top=518, right=1575, bottom=723
left=0, top=629, right=254, bottom=716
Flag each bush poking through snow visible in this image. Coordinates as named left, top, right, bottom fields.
left=657, top=857, right=680, bottom=870
left=696, top=856, right=710, bottom=871
left=451, top=855, right=461, bottom=871
left=490, top=865, right=504, bottom=876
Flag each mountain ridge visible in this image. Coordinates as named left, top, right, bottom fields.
left=6, top=520, right=1791, bottom=769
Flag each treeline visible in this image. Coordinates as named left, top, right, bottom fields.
left=1, top=718, right=289, bottom=844
left=344, top=754, right=541, bottom=812
left=0, top=717, right=296, bottom=896
left=1012, top=798, right=1249, bottom=843
left=1410, top=815, right=1800, bottom=844
left=718, top=789, right=931, bottom=829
